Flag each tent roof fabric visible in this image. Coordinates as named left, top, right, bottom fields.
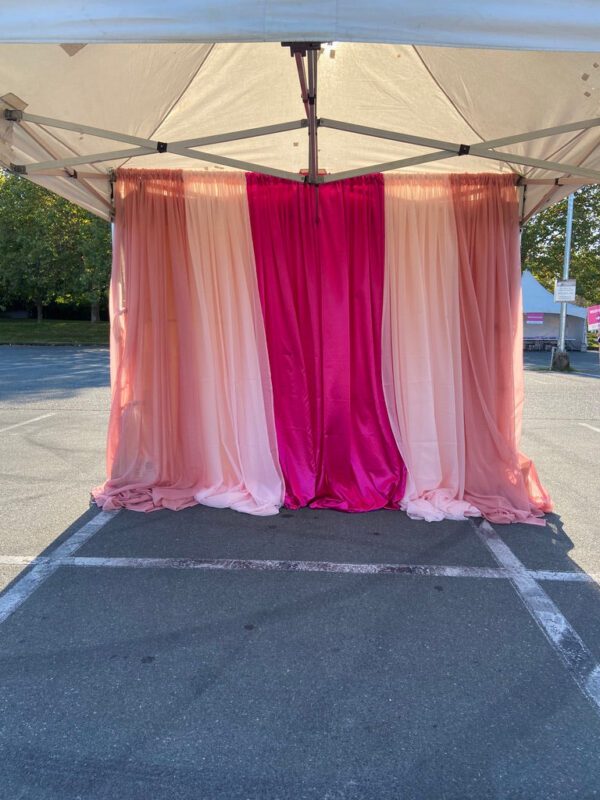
left=3, top=2, right=600, bottom=51
left=1, top=5, right=600, bottom=219
left=521, top=270, right=588, bottom=318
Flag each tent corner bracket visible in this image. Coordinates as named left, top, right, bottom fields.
left=282, top=42, right=322, bottom=56
left=3, top=108, right=23, bottom=122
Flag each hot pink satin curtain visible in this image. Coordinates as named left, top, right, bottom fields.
left=93, top=169, right=283, bottom=514
left=383, top=176, right=480, bottom=522
left=451, top=174, right=552, bottom=524
left=246, top=174, right=406, bottom=511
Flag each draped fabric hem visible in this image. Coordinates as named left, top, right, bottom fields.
left=291, top=493, right=403, bottom=513
left=93, top=482, right=281, bottom=516
left=464, top=493, right=548, bottom=526
left=401, top=490, right=481, bottom=523
left=92, top=484, right=199, bottom=512
left=195, top=486, right=281, bottom=516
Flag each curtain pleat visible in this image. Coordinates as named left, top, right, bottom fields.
left=246, top=173, right=407, bottom=511
left=93, top=169, right=283, bottom=514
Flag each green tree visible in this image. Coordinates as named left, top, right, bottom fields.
left=0, top=172, right=111, bottom=320
left=521, top=186, right=600, bottom=306
left=73, top=215, right=112, bottom=323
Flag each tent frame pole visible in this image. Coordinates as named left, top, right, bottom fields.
left=4, top=110, right=307, bottom=181
left=320, top=118, right=460, bottom=152
left=307, top=48, right=318, bottom=183
left=3, top=110, right=306, bottom=152
left=283, top=42, right=321, bottom=183
left=5, top=107, right=600, bottom=185
left=320, top=118, right=600, bottom=183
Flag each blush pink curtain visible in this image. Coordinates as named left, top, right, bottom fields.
left=451, top=174, right=552, bottom=524
left=383, top=175, right=480, bottom=522
left=246, top=173, right=406, bottom=511
left=93, top=169, right=283, bottom=514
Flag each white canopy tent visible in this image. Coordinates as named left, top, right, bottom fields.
left=1, top=2, right=600, bottom=220
left=522, top=270, right=588, bottom=350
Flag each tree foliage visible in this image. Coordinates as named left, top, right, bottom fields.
left=521, top=186, right=600, bottom=306
left=0, top=172, right=111, bottom=319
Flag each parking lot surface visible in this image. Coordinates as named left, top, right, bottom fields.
left=1, top=345, right=599, bottom=799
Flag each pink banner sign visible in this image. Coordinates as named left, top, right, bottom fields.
left=526, top=312, right=544, bottom=325
left=588, top=305, right=600, bottom=332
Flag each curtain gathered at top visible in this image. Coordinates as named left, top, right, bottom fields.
left=93, top=169, right=284, bottom=514
left=246, top=173, right=407, bottom=511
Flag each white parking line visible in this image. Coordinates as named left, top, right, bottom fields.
left=474, top=519, right=600, bottom=716
left=2, top=514, right=599, bottom=717
left=0, top=511, right=118, bottom=625
left=579, top=422, right=600, bottom=434
left=55, top=556, right=513, bottom=578
left=0, top=554, right=597, bottom=583
left=0, top=413, right=55, bottom=434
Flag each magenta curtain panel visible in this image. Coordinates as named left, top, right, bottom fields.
left=246, top=174, right=407, bottom=511
left=93, top=170, right=283, bottom=514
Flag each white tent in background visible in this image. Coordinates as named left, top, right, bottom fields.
left=1, top=2, right=600, bottom=220
left=522, top=270, right=588, bottom=351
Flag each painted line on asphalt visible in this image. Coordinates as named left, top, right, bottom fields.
left=0, top=553, right=597, bottom=584
left=56, top=556, right=511, bottom=578
left=533, top=570, right=600, bottom=582
left=579, top=422, right=600, bottom=434
left=0, top=413, right=55, bottom=434
left=474, top=519, right=600, bottom=716
left=0, top=511, right=118, bottom=625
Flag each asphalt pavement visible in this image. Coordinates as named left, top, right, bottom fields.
left=1, top=345, right=599, bottom=799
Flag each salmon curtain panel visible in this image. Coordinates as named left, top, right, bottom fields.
left=94, top=168, right=551, bottom=524
left=93, top=170, right=284, bottom=514
left=451, top=174, right=552, bottom=524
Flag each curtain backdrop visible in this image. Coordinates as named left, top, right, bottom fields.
left=452, top=174, right=552, bottom=524
left=246, top=174, right=407, bottom=511
left=383, top=175, right=480, bottom=522
left=93, top=168, right=551, bottom=525
left=93, top=169, right=283, bottom=514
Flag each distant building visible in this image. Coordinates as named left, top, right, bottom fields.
left=522, top=270, right=587, bottom=351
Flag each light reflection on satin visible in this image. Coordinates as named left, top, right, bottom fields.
left=247, top=173, right=407, bottom=511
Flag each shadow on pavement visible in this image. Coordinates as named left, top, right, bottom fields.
left=1, top=506, right=600, bottom=799
left=0, top=346, right=110, bottom=403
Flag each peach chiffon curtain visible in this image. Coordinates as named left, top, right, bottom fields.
left=382, top=175, right=479, bottom=522
left=383, top=175, right=480, bottom=521
left=451, top=174, right=552, bottom=524
left=383, top=173, right=551, bottom=524
left=93, top=169, right=283, bottom=515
